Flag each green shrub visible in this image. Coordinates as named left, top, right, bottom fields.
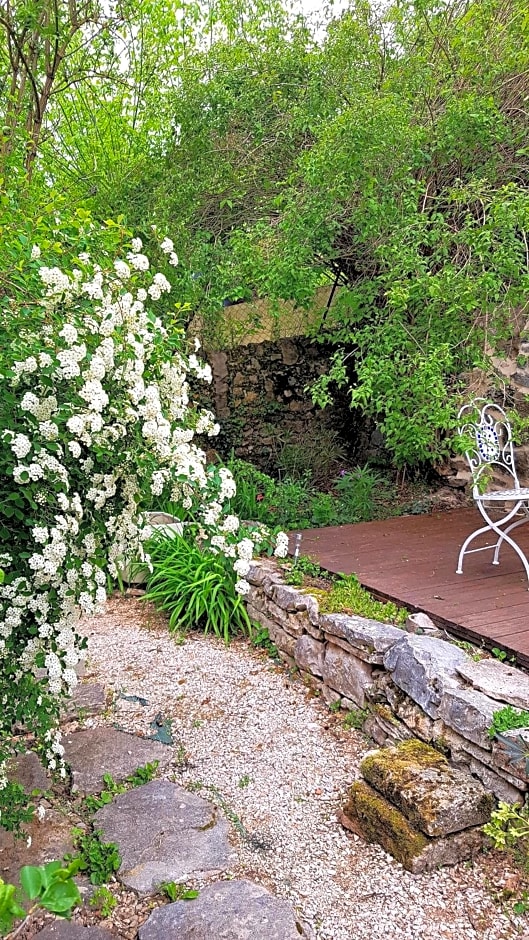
left=144, top=531, right=252, bottom=642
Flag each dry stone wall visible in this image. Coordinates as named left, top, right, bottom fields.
left=246, top=560, right=529, bottom=806
left=199, top=338, right=381, bottom=472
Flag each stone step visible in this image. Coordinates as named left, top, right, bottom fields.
left=93, top=779, right=236, bottom=893
left=340, top=781, right=484, bottom=874
left=138, top=879, right=313, bottom=939
left=35, top=925, right=113, bottom=939
left=63, top=727, right=172, bottom=794
left=360, top=739, right=494, bottom=837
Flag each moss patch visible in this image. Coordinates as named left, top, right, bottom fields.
left=361, top=739, right=447, bottom=783
left=341, top=781, right=428, bottom=870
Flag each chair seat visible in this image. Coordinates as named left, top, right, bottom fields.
left=476, top=487, right=529, bottom=501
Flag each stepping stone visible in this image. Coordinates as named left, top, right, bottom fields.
left=340, top=780, right=485, bottom=874
left=0, top=810, right=75, bottom=889
left=8, top=751, right=49, bottom=793
left=138, top=879, right=312, bottom=939
left=64, top=682, right=108, bottom=720
left=361, top=739, right=494, bottom=837
left=35, top=925, right=113, bottom=939
left=94, top=779, right=236, bottom=893
left=63, top=727, right=172, bottom=794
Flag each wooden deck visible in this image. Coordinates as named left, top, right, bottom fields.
left=296, top=507, right=529, bottom=668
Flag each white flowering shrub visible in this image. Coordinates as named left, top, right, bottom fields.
left=0, top=213, right=286, bottom=832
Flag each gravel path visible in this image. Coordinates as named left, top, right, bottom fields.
left=83, top=594, right=521, bottom=940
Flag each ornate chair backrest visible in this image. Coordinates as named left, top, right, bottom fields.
left=458, top=400, right=519, bottom=495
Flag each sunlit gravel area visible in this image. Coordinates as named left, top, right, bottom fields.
left=83, top=594, right=522, bottom=940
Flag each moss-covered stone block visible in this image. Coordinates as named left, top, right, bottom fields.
left=361, top=739, right=494, bottom=837
left=340, top=781, right=485, bottom=874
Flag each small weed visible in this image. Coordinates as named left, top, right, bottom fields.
left=283, top=555, right=324, bottom=587
left=491, top=647, right=515, bottom=664
left=251, top=626, right=279, bottom=659
left=159, top=881, right=199, bottom=902
left=319, top=573, right=408, bottom=626
left=192, top=719, right=202, bottom=729
left=238, top=774, right=251, bottom=788
left=483, top=801, right=529, bottom=853
left=89, top=885, right=117, bottom=917
left=83, top=774, right=126, bottom=813
left=489, top=705, right=529, bottom=739
left=0, top=780, right=36, bottom=839
left=343, top=708, right=369, bottom=730
left=175, top=744, right=190, bottom=770
left=513, top=891, right=529, bottom=915
left=72, top=828, right=121, bottom=885
left=329, top=699, right=342, bottom=713
left=127, top=761, right=159, bottom=786
left=454, top=639, right=483, bottom=662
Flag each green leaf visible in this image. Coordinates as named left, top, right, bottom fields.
left=20, top=865, right=43, bottom=900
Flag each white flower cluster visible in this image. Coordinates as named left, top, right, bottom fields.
left=0, top=233, right=267, bottom=787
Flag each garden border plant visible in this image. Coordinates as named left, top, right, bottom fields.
left=0, top=209, right=288, bottom=835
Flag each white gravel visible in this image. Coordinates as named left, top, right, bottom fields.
left=83, top=594, right=521, bottom=940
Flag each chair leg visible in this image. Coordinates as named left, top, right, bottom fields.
left=457, top=502, right=529, bottom=587
left=456, top=523, right=495, bottom=574
left=492, top=511, right=529, bottom=564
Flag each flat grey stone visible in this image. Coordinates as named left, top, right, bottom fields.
left=321, top=614, right=403, bottom=658
left=294, top=635, right=325, bottom=676
left=456, top=657, right=529, bottom=710
left=405, top=612, right=443, bottom=638
left=361, top=740, right=494, bottom=837
left=138, top=879, right=312, bottom=939
left=323, top=644, right=373, bottom=707
left=492, top=727, right=529, bottom=784
left=0, top=810, right=74, bottom=889
left=267, top=583, right=307, bottom=612
left=64, top=682, right=108, bottom=720
left=469, top=758, right=524, bottom=803
left=383, top=635, right=467, bottom=718
left=35, top=925, right=113, bottom=939
left=7, top=751, right=49, bottom=793
left=94, top=780, right=236, bottom=893
left=439, top=687, right=498, bottom=749
left=63, top=727, right=172, bottom=794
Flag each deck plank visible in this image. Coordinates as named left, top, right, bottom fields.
left=294, top=508, right=529, bottom=668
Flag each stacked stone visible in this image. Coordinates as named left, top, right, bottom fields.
left=246, top=561, right=529, bottom=805
left=340, top=740, right=494, bottom=873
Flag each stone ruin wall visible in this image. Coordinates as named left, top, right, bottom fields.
left=246, top=559, right=529, bottom=808
left=198, top=337, right=382, bottom=473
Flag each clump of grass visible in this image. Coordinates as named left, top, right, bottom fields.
left=318, top=573, right=408, bottom=626
left=144, top=531, right=251, bottom=643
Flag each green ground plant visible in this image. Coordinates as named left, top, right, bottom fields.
left=283, top=555, right=324, bottom=587
left=318, top=574, right=408, bottom=626
left=159, top=882, right=199, bottom=902
left=89, top=886, right=117, bottom=918
left=483, top=802, right=529, bottom=853
left=488, top=706, right=529, bottom=739
left=72, top=829, right=121, bottom=886
left=226, top=458, right=404, bottom=532
left=0, top=859, right=81, bottom=937
left=343, top=708, right=369, bottom=731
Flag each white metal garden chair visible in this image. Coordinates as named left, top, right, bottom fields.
left=457, top=400, right=529, bottom=586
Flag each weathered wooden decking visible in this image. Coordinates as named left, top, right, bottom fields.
left=296, top=508, right=529, bottom=668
